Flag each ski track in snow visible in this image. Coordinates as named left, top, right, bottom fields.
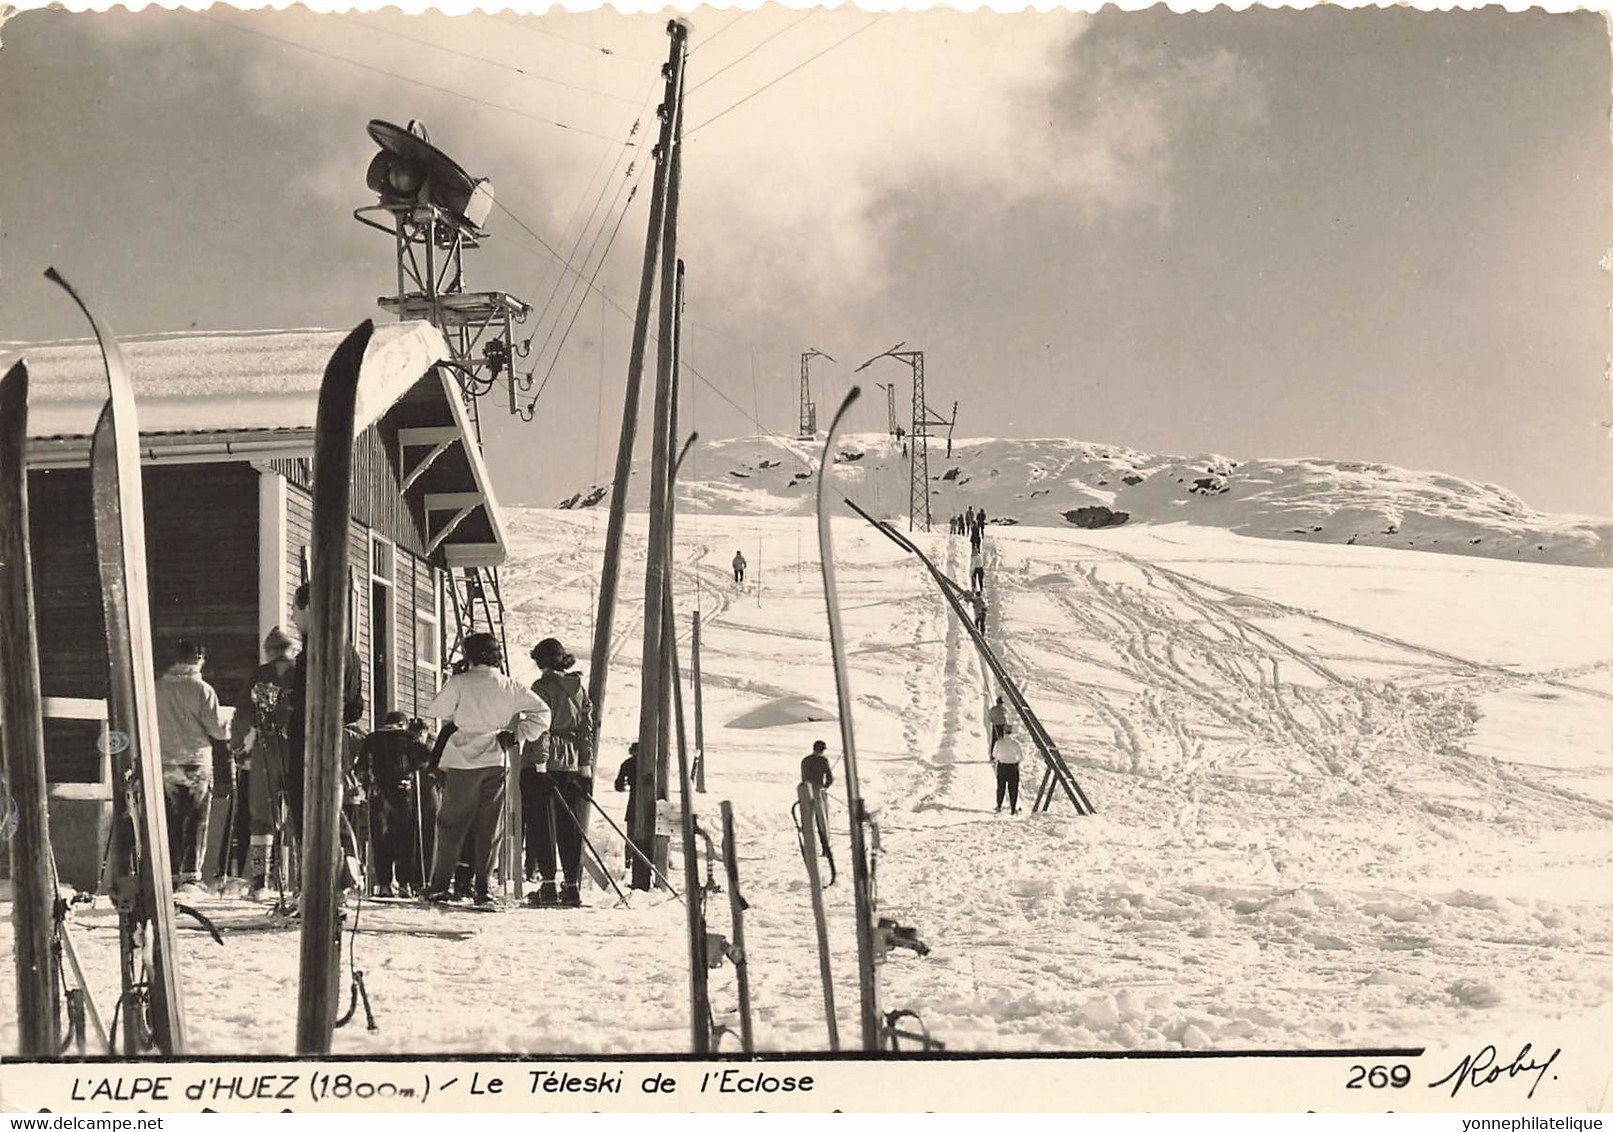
left=6, top=512, right=1609, bottom=1056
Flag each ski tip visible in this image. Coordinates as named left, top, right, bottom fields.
left=0, top=358, right=26, bottom=446
left=323, top=320, right=377, bottom=385
left=43, top=265, right=79, bottom=304
left=1, top=357, right=25, bottom=403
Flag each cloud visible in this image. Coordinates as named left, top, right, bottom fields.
left=670, top=11, right=1264, bottom=323
left=675, top=10, right=1087, bottom=319
left=1040, top=37, right=1267, bottom=222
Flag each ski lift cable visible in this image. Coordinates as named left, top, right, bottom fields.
left=520, top=161, right=645, bottom=386
left=187, top=11, right=634, bottom=144
left=522, top=148, right=646, bottom=363
left=686, top=9, right=817, bottom=95
left=491, top=12, right=663, bottom=66
left=688, top=9, right=749, bottom=56
left=685, top=14, right=889, bottom=139
left=337, top=14, right=645, bottom=105
left=516, top=73, right=661, bottom=353
left=520, top=177, right=642, bottom=416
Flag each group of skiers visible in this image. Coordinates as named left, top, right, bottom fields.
left=151, top=560, right=1025, bottom=907
left=150, top=579, right=620, bottom=911
left=948, top=506, right=989, bottom=542
left=151, top=583, right=367, bottom=899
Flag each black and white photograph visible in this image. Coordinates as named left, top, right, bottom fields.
left=0, top=0, right=1609, bottom=1113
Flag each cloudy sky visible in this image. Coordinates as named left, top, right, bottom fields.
left=1, top=5, right=1607, bottom=514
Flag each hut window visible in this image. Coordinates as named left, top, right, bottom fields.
left=415, top=610, right=440, bottom=669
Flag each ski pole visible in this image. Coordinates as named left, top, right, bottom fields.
left=551, top=789, right=631, bottom=908
left=584, top=793, right=682, bottom=900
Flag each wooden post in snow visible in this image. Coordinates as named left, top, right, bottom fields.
left=588, top=19, right=685, bottom=844
left=633, top=25, right=687, bottom=891
left=0, top=361, right=63, bottom=1058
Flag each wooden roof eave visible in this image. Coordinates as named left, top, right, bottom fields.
left=404, top=367, right=508, bottom=571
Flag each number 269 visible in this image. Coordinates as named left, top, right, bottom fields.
left=1347, top=1064, right=1411, bottom=1089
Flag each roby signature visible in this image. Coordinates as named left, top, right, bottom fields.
left=1429, top=1042, right=1561, bottom=1100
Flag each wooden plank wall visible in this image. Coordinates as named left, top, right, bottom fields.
left=28, top=464, right=258, bottom=782
left=280, top=455, right=442, bottom=728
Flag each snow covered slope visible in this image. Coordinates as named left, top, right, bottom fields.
left=8, top=508, right=1606, bottom=1063
left=557, top=434, right=1611, bottom=568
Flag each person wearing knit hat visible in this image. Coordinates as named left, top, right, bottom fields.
left=235, top=627, right=300, bottom=900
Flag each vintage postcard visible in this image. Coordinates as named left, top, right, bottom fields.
left=0, top=0, right=1608, bottom=1116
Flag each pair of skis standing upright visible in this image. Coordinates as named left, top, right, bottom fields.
left=806, top=387, right=941, bottom=1054
left=0, top=269, right=196, bottom=1056
left=0, top=271, right=373, bottom=1057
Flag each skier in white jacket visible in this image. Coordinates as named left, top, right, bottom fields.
left=422, top=633, right=549, bottom=906
left=990, top=725, right=1024, bottom=815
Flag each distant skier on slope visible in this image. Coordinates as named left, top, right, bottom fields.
left=991, top=724, right=1024, bottom=815
left=970, top=543, right=985, bottom=593
left=732, top=549, right=747, bottom=585
left=972, top=590, right=988, bottom=635
left=797, top=739, right=837, bottom=884
left=799, top=739, right=834, bottom=848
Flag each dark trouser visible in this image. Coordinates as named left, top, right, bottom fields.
left=995, top=762, right=1020, bottom=812
left=419, top=773, right=469, bottom=894
left=371, top=784, right=420, bottom=892
left=428, top=766, right=506, bottom=897
left=975, top=612, right=987, bottom=633
left=524, top=770, right=586, bottom=886
left=990, top=723, right=1006, bottom=743
left=972, top=567, right=984, bottom=591
left=620, top=794, right=636, bottom=870
left=163, top=764, right=213, bottom=884
left=521, top=766, right=548, bottom=879
left=734, top=567, right=744, bottom=583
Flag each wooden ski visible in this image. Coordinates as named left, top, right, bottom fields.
left=815, top=387, right=883, bottom=1050
left=295, top=319, right=374, bottom=1055
left=47, top=266, right=189, bottom=1056
left=0, top=359, right=64, bottom=1057
left=795, top=781, right=840, bottom=1051
left=718, top=800, right=754, bottom=1054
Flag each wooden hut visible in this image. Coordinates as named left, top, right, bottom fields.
left=4, top=322, right=506, bottom=884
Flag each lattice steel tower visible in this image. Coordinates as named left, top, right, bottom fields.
left=799, top=348, right=833, bottom=438
left=856, top=343, right=955, bottom=532
left=356, top=118, right=534, bottom=671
